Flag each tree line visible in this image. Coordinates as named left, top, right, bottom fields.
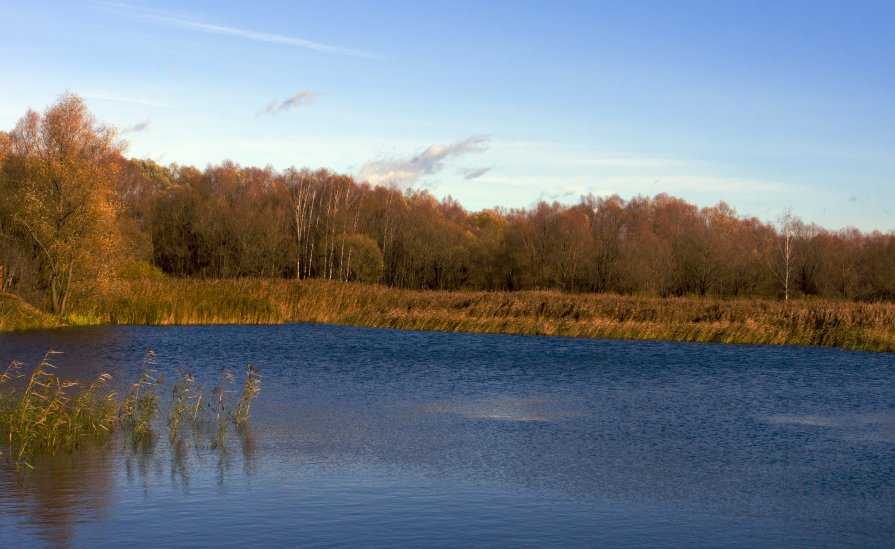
left=1, top=93, right=894, bottom=314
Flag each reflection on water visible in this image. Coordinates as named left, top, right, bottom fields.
left=0, top=444, right=116, bottom=548
left=118, top=424, right=259, bottom=492
left=1, top=324, right=894, bottom=547
left=0, top=420, right=258, bottom=548
left=764, top=412, right=895, bottom=443
left=416, top=397, right=573, bottom=422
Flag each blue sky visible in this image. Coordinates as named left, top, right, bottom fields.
left=1, top=1, right=893, bottom=231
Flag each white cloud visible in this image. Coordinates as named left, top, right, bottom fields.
left=259, top=91, right=317, bottom=115
left=358, top=135, right=490, bottom=187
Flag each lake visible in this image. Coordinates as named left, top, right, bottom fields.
left=1, top=324, right=893, bottom=547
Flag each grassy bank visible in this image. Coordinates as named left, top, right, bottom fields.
left=0, top=293, right=63, bottom=332
left=4, top=281, right=894, bottom=351
left=60, top=279, right=895, bottom=352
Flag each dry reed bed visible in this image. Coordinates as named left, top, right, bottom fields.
left=81, top=279, right=895, bottom=352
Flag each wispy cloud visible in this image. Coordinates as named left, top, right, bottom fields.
left=459, top=167, right=491, bottom=180
left=575, top=157, right=684, bottom=168
left=121, top=119, right=152, bottom=134
left=358, top=135, right=490, bottom=187
left=546, top=189, right=581, bottom=201
left=474, top=174, right=795, bottom=200
left=493, top=140, right=689, bottom=169
left=101, top=2, right=381, bottom=59
left=624, top=175, right=790, bottom=194
left=259, top=91, right=317, bottom=115
left=83, top=91, right=168, bottom=108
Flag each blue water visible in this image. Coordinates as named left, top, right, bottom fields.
left=1, top=324, right=893, bottom=547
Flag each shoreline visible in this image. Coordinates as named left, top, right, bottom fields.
left=3, top=280, right=894, bottom=352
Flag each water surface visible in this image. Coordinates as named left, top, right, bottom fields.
left=1, top=324, right=893, bottom=547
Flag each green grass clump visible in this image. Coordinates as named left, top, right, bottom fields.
left=61, top=312, right=102, bottom=327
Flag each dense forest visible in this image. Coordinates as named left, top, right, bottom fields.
left=2, top=94, right=894, bottom=316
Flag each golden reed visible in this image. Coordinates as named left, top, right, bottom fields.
left=69, top=279, right=895, bottom=352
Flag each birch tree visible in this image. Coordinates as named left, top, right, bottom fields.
left=769, top=208, right=797, bottom=301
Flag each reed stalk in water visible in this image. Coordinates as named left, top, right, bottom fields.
left=235, top=363, right=261, bottom=425
left=0, top=352, right=116, bottom=473
left=0, top=349, right=261, bottom=473
left=211, top=367, right=234, bottom=449
left=119, top=348, right=161, bottom=444
left=168, top=370, right=197, bottom=444
left=1, top=348, right=263, bottom=474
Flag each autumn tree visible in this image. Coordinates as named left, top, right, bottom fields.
left=362, top=185, right=409, bottom=286
left=508, top=202, right=557, bottom=289
left=0, top=130, right=15, bottom=290
left=0, top=93, right=124, bottom=315
left=858, top=232, right=895, bottom=301
left=823, top=228, right=863, bottom=299
left=792, top=220, right=825, bottom=297
left=0, top=131, right=9, bottom=165
left=612, top=196, right=672, bottom=294
left=581, top=194, right=624, bottom=292
left=467, top=209, right=512, bottom=290
left=341, top=233, right=384, bottom=283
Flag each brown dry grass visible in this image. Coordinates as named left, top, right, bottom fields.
left=69, top=279, right=895, bottom=352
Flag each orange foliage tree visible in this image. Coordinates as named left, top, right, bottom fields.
left=0, top=93, right=124, bottom=315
